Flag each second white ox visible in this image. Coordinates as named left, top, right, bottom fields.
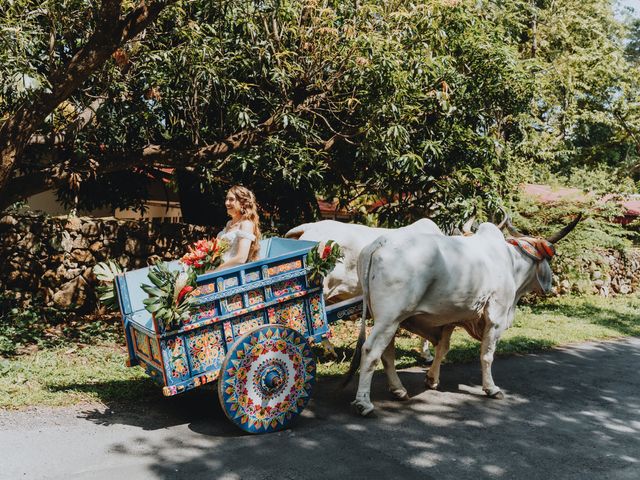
left=347, top=216, right=581, bottom=416
left=285, top=219, right=443, bottom=301
left=285, top=219, right=445, bottom=361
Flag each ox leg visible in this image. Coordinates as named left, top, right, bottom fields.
left=420, top=338, right=434, bottom=364
left=480, top=321, right=505, bottom=399
left=381, top=338, right=409, bottom=401
left=353, top=320, right=401, bottom=416
left=425, top=326, right=454, bottom=390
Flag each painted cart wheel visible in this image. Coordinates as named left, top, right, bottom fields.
left=218, top=324, right=316, bottom=434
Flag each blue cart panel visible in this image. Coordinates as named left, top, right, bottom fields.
left=115, top=237, right=331, bottom=397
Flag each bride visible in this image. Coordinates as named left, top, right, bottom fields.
left=213, top=185, right=262, bottom=272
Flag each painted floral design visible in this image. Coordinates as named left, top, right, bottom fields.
left=187, top=327, right=225, bottom=373
left=268, top=260, right=302, bottom=277
left=247, top=289, right=264, bottom=306
left=272, top=279, right=304, bottom=297
left=309, top=294, right=324, bottom=330
left=167, top=337, right=189, bottom=378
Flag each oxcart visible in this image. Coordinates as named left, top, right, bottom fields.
left=115, top=237, right=362, bottom=433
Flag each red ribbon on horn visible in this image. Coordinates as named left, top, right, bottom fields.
left=507, top=238, right=556, bottom=261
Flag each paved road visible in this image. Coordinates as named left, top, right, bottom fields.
left=2, top=337, right=639, bottom=480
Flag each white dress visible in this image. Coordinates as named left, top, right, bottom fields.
left=217, top=224, right=257, bottom=263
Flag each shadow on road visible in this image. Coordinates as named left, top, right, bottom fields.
left=74, top=337, right=640, bottom=479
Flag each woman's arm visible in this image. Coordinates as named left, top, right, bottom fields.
left=214, top=220, right=255, bottom=271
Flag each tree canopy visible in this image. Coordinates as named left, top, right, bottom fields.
left=1, top=0, right=639, bottom=229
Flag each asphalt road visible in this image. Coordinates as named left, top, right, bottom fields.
left=1, top=337, right=639, bottom=480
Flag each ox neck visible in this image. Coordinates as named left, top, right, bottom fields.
left=507, top=243, right=540, bottom=301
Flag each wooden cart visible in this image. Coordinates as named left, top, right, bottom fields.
left=115, top=237, right=362, bottom=433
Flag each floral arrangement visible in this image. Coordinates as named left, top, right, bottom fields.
left=142, top=238, right=228, bottom=330
left=142, top=262, right=197, bottom=331
left=181, top=238, right=229, bottom=275
left=306, top=240, right=343, bottom=284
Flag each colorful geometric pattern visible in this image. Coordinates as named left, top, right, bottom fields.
left=196, top=270, right=306, bottom=304
left=218, top=325, right=316, bottom=433
left=268, top=260, right=302, bottom=277
left=223, top=321, right=234, bottom=344
left=186, top=326, right=226, bottom=374
left=195, top=305, right=217, bottom=321
left=272, top=278, right=304, bottom=298
left=232, top=312, right=264, bottom=337
left=267, top=299, right=308, bottom=335
left=163, top=370, right=221, bottom=396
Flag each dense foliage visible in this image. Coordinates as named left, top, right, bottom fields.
left=1, top=0, right=639, bottom=230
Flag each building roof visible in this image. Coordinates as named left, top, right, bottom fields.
left=521, top=183, right=640, bottom=222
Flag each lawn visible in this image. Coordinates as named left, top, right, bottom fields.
left=1, top=294, right=639, bottom=409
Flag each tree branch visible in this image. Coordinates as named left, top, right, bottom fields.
left=1, top=91, right=330, bottom=211
left=0, top=0, right=174, bottom=195
left=29, top=97, right=107, bottom=146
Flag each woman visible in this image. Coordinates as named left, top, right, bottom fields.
left=214, top=185, right=262, bottom=271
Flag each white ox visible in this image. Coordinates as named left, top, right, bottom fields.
left=347, top=216, right=581, bottom=416
left=285, top=219, right=445, bottom=361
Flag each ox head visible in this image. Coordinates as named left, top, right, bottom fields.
left=505, top=214, right=582, bottom=294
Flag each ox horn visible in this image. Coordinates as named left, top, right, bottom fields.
left=494, top=207, right=509, bottom=230
left=545, top=213, right=583, bottom=244
left=505, top=217, right=525, bottom=238
left=461, top=215, right=476, bottom=235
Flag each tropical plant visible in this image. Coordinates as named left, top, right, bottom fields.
left=141, top=262, right=196, bottom=331
left=93, top=260, right=124, bottom=311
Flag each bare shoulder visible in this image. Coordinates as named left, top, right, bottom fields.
left=239, top=220, right=255, bottom=232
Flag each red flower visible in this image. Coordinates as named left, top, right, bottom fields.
left=321, top=244, right=332, bottom=259
left=181, top=238, right=227, bottom=273
left=176, top=285, right=194, bottom=305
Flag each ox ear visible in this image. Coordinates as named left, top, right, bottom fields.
left=535, top=261, right=553, bottom=294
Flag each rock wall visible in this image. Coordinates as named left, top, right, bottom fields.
left=0, top=213, right=216, bottom=313
left=554, top=249, right=640, bottom=297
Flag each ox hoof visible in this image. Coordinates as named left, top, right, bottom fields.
left=425, top=377, right=439, bottom=390
left=351, top=400, right=375, bottom=417
left=390, top=389, right=410, bottom=401
left=485, top=389, right=504, bottom=400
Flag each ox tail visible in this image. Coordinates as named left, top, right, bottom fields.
left=342, top=242, right=377, bottom=387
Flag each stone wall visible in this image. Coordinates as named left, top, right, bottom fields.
left=554, top=248, right=640, bottom=297
left=0, top=213, right=216, bottom=313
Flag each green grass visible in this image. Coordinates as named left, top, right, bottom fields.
left=1, top=294, right=639, bottom=409
left=0, top=343, right=154, bottom=409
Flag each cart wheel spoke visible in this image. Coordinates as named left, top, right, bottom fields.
left=218, top=325, right=316, bottom=434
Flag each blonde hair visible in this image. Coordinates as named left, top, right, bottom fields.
left=228, top=185, right=262, bottom=262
